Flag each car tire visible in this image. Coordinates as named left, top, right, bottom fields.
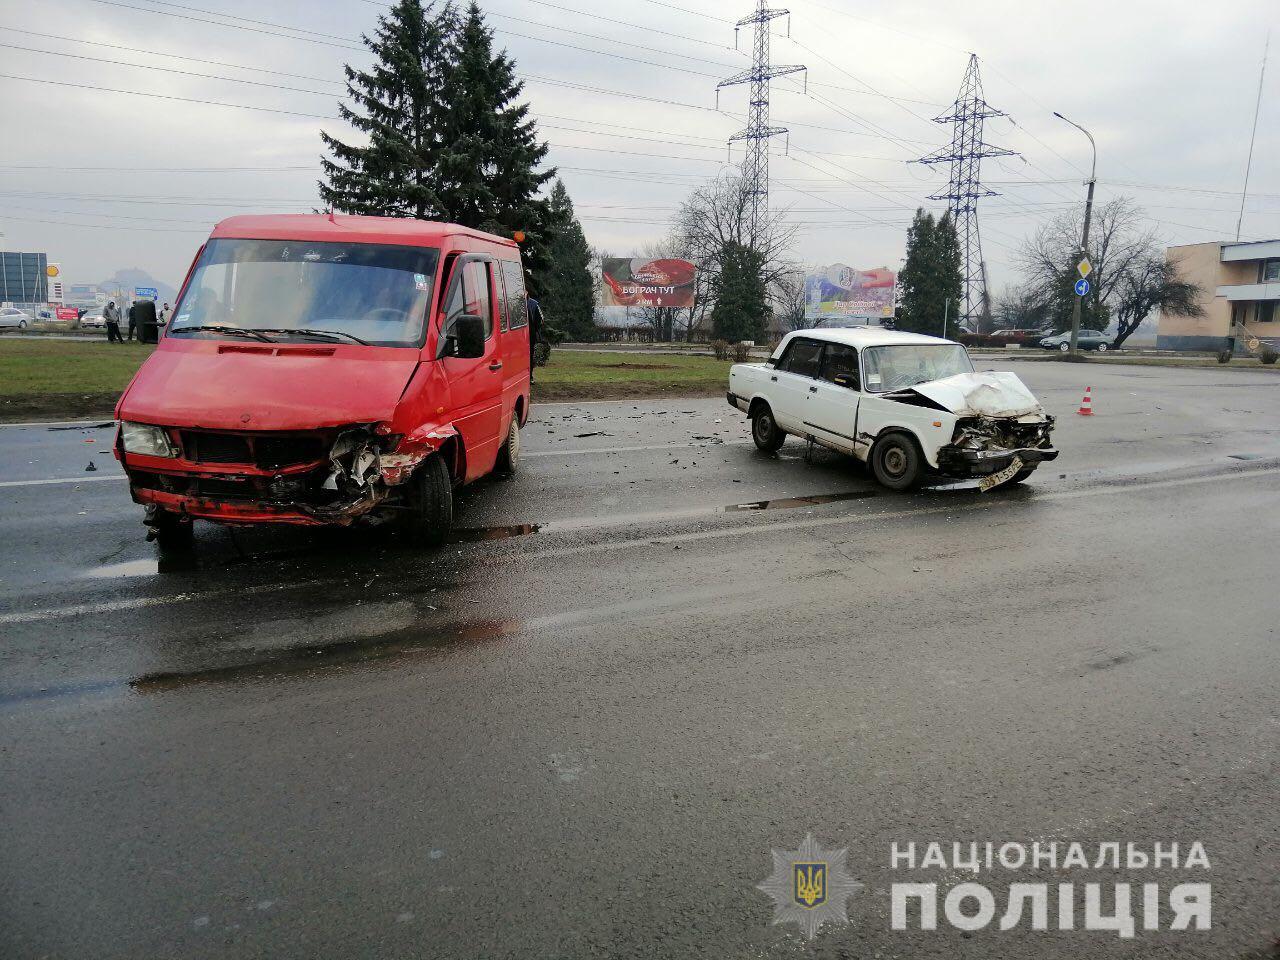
left=1096, top=343, right=1108, bottom=352
left=152, top=509, right=194, bottom=553
left=1058, top=342, right=1070, bottom=352
left=751, top=404, right=786, bottom=452
left=495, top=416, right=520, bottom=473
left=870, top=432, right=923, bottom=491
left=406, top=452, right=453, bottom=547
left=17, top=320, right=26, bottom=329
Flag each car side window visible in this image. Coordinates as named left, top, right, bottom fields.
left=778, top=338, right=823, bottom=378
left=819, top=343, right=859, bottom=386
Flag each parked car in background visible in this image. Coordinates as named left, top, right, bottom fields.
left=728, top=327, right=1058, bottom=491
left=0, top=307, right=32, bottom=328
left=1039, top=328, right=1115, bottom=352
left=80, top=308, right=107, bottom=329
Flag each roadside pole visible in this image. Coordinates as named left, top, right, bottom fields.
left=942, top=298, right=950, bottom=340
left=1055, top=111, right=1096, bottom=355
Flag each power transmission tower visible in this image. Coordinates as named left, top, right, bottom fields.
left=915, top=54, right=1016, bottom=329
left=717, top=0, right=805, bottom=249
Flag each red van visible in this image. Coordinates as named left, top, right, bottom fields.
left=114, top=214, right=531, bottom=549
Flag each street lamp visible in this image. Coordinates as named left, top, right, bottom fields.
left=1053, top=111, right=1096, bottom=356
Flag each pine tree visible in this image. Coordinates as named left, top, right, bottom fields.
left=711, top=242, right=768, bottom=342
left=319, top=0, right=456, bottom=218
left=897, top=208, right=963, bottom=337
left=436, top=2, right=554, bottom=272
left=537, top=180, right=597, bottom=341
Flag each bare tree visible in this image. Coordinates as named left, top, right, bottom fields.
left=1017, top=197, right=1155, bottom=331
left=773, top=269, right=810, bottom=332
left=1111, top=255, right=1202, bottom=347
left=671, top=174, right=797, bottom=340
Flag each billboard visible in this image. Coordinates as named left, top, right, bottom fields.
left=804, top=264, right=896, bottom=322
left=600, top=257, right=696, bottom=308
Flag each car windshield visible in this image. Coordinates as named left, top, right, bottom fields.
left=862, top=344, right=974, bottom=393
left=167, top=238, right=440, bottom=347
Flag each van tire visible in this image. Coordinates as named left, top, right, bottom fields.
left=751, top=404, right=786, bottom=452
left=495, top=417, right=520, bottom=473
left=152, top=509, right=194, bottom=553
left=871, top=432, right=923, bottom=491
left=407, top=453, right=453, bottom=547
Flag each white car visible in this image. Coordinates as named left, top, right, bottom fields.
left=80, top=308, right=107, bottom=329
left=0, top=307, right=32, bottom=328
left=727, top=327, right=1058, bottom=490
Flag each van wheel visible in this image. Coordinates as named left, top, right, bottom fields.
left=751, top=404, right=786, bottom=452
left=871, top=432, right=922, bottom=491
left=151, top=509, right=194, bottom=552
left=406, top=453, right=453, bottom=547
left=495, top=417, right=520, bottom=473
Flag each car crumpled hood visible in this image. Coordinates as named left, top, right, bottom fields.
left=118, top=341, right=422, bottom=431
left=901, top=371, right=1045, bottom=419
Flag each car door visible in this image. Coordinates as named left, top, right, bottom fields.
left=439, top=257, right=504, bottom=475
left=769, top=337, right=824, bottom=431
left=803, top=342, right=861, bottom=453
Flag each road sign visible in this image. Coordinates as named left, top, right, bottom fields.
left=1074, top=278, right=1090, bottom=297
left=1077, top=258, right=1092, bottom=279
left=134, top=286, right=158, bottom=300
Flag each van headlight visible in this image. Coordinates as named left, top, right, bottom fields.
left=120, top=421, right=176, bottom=458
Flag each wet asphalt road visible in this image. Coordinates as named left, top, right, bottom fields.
left=1, top=359, right=1278, bottom=960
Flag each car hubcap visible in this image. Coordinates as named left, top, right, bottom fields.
left=883, top=446, right=906, bottom=477
left=757, top=416, right=771, bottom=440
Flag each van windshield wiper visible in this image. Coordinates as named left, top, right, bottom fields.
left=251, top=328, right=370, bottom=346
left=170, top=325, right=275, bottom=343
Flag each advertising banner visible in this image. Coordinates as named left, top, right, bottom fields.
left=804, top=265, right=896, bottom=322
left=55, top=306, right=79, bottom=321
left=600, top=258, right=696, bottom=308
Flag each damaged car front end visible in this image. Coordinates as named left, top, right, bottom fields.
left=936, top=413, right=1058, bottom=479
left=117, top=422, right=454, bottom=534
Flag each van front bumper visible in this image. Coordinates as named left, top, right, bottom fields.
left=936, top=445, right=1059, bottom=477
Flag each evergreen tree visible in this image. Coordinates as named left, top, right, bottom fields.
left=896, top=208, right=963, bottom=337
left=537, top=180, right=597, bottom=341
left=319, top=0, right=455, bottom=218
left=320, top=1, right=555, bottom=277
left=710, top=242, right=768, bottom=342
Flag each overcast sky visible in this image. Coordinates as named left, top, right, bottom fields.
left=1, top=0, right=1276, bottom=297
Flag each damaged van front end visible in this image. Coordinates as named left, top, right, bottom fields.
left=118, top=421, right=458, bottom=531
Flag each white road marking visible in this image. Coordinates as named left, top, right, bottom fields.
left=0, top=419, right=111, bottom=429
left=0, top=474, right=123, bottom=488
left=524, top=440, right=746, bottom=458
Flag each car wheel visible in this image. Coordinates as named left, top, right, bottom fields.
left=1096, top=343, right=1108, bottom=352
left=495, top=416, right=520, bottom=473
left=17, top=320, right=26, bottom=329
left=1058, top=342, right=1070, bottom=353
left=151, top=509, right=194, bottom=553
left=405, top=452, right=453, bottom=547
left=751, top=404, right=786, bottom=452
left=871, top=432, right=923, bottom=491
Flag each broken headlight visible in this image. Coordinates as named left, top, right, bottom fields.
left=120, top=421, right=177, bottom=458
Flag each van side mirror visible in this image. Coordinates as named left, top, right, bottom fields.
left=447, top=313, right=486, bottom=359
left=833, top=372, right=859, bottom=390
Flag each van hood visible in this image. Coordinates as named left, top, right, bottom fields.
left=117, top=342, right=421, bottom=431
left=898, top=371, right=1044, bottom=419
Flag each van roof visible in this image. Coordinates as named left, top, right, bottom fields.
left=210, top=214, right=520, bottom=250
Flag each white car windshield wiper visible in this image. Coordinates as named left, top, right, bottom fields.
left=170, top=324, right=275, bottom=343
left=251, top=328, right=370, bottom=346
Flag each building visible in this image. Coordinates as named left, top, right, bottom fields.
left=1161, top=240, right=1280, bottom=351
left=0, top=251, right=49, bottom=307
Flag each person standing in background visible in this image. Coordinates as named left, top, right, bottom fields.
left=526, top=295, right=543, bottom=374
left=104, top=301, right=123, bottom=343
left=158, top=302, right=170, bottom=325
left=126, top=301, right=138, bottom=341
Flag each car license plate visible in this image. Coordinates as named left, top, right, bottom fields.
left=978, top=455, right=1023, bottom=492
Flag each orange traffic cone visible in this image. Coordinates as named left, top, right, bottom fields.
left=1077, top=386, right=1094, bottom=416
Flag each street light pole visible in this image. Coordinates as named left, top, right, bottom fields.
left=1054, top=111, right=1096, bottom=356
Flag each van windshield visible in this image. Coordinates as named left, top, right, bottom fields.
left=168, top=238, right=440, bottom=347
left=862, top=343, right=974, bottom=393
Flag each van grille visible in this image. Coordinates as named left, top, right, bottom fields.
left=179, top=431, right=327, bottom=469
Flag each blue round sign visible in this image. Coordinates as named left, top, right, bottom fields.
left=1074, top=278, right=1090, bottom=296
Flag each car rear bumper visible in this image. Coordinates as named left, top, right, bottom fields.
left=936, top=445, right=1059, bottom=477
left=727, top=390, right=749, bottom=413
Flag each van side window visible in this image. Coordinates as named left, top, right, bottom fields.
left=462, top=261, right=493, bottom=339
left=501, top=261, right=528, bottom=329
left=495, top=265, right=509, bottom=333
